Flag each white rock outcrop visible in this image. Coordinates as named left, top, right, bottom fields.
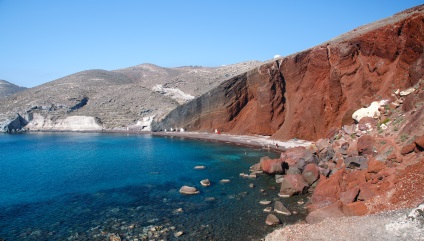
left=399, top=87, right=416, bottom=96
left=152, top=84, right=195, bottom=104
left=26, top=114, right=102, bottom=131
left=352, top=100, right=389, bottom=122
left=130, top=115, right=155, bottom=131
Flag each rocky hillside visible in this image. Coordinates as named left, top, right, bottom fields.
left=0, top=61, right=261, bottom=132
left=154, top=5, right=424, bottom=141
left=0, top=80, right=26, bottom=98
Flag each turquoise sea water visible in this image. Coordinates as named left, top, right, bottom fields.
left=0, top=132, right=306, bottom=240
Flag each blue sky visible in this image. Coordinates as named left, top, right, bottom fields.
left=0, top=1, right=422, bottom=87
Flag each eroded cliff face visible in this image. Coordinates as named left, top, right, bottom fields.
left=154, top=5, right=424, bottom=141
left=275, top=8, right=424, bottom=140
left=153, top=61, right=286, bottom=136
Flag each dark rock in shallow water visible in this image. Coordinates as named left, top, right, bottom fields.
left=174, top=231, right=184, bottom=237
left=265, top=214, right=280, bottom=225
left=274, top=201, right=291, bottom=215
left=109, top=233, right=121, bottom=241
left=259, top=200, right=272, bottom=205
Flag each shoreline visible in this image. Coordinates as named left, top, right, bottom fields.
left=151, top=131, right=312, bottom=152
left=8, top=129, right=312, bottom=153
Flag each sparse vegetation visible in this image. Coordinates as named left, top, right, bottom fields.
left=400, top=134, right=409, bottom=142
left=381, top=118, right=391, bottom=125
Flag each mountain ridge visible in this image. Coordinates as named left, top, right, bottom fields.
left=0, top=79, right=27, bottom=99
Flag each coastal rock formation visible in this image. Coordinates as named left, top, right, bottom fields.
left=154, top=5, right=424, bottom=141
left=247, top=74, right=424, bottom=236
left=26, top=114, right=103, bottom=131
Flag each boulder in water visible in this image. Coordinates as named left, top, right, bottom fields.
left=179, top=186, right=199, bottom=195
left=200, top=179, right=211, bottom=187
left=274, top=201, right=291, bottom=215
left=265, top=214, right=280, bottom=225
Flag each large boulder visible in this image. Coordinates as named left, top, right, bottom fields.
left=415, top=135, right=424, bottom=150
left=279, top=174, right=308, bottom=197
left=305, top=201, right=345, bottom=224
left=357, top=183, right=376, bottom=201
left=179, top=186, right=199, bottom=195
left=339, top=187, right=360, bottom=204
left=344, top=156, right=368, bottom=170
left=352, top=100, right=389, bottom=123
left=296, top=150, right=319, bottom=171
left=260, top=157, right=284, bottom=174
left=367, top=159, right=386, bottom=173
left=357, top=135, right=375, bottom=155
left=310, top=169, right=345, bottom=210
left=401, top=143, right=416, bottom=155
left=315, top=138, right=331, bottom=152
left=281, top=146, right=307, bottom=159
left=302, top=163, right=320, bottom=185
left=342, top=201, right=369, bottom=216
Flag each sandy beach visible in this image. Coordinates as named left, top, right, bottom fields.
left=152, top=131, right=312, bottom=152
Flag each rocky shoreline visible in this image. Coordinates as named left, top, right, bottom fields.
left=3, top=79, right=424, bottom=240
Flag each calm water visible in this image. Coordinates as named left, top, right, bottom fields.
left=0, top=132, right=306, bottom=240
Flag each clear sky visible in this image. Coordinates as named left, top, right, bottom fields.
left=0, top=1, right=422, bottom=87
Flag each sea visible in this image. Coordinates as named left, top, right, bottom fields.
left=0, top=132, right=307, bottom=240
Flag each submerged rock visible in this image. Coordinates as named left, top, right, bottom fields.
left=179, top=186, right=199, bottom=195
left=174, top=231, right=184, bottom=237
left=200, top=179, right=211, bottom=187
left=109, top=234, right=121, bottom=241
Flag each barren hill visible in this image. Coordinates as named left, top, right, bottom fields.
left=0, top=61, right=261, bottom=131
left=0, top=80, right=26, bottom=99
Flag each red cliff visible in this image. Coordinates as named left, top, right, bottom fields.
left=154, top=5, right=424, bottom=141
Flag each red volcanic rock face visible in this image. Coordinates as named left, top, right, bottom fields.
left=155, top=7, right=424, bottom=141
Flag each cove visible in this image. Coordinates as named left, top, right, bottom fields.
left=0, top=132, right=307, bottom=240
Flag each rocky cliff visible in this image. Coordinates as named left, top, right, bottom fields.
left=154, top=5, right=424, bottom=141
